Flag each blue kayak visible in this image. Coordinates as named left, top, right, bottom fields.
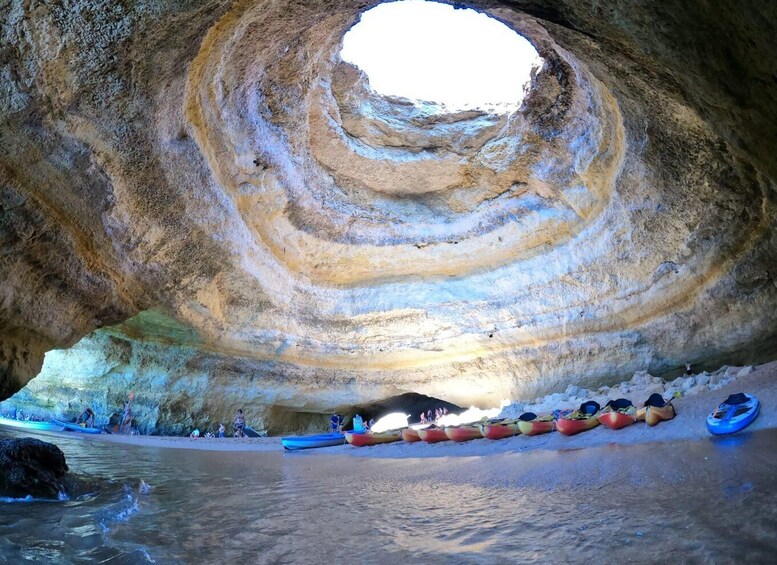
left=0, top=416, right=65, bottom=433
left=281, top=433, right=345, bottom=450
left=706, top=393, right=759, bottom=435
left=51, top=419, right=103, bottom=434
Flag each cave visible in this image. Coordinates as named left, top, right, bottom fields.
left=1, top=0, right=776, bottom=559
left=1, top=0, right=776, bottom=436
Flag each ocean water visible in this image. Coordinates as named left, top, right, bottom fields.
left=2, top=428, right=777, bottom=563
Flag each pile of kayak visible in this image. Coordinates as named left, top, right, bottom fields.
left=280, top=391, right=760, bottom=451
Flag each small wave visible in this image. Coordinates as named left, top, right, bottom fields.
left=98, top=485, right=141, bottom=534
left=0, top=492, right=69, bottom=504
left=137, top=549, right=157, bottom=563
left=0, top=495, right=35, bottom=503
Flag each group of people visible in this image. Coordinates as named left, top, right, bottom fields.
left=72, top=392, right=133, bottom=433
left=329, top=413, right=375, bottom=434
left=351, top=414, right=375, bottom=433
left=419, top=407, right=448, bottom=424
left=190, top=409, right=247, bottom=438
left=190, top=424, right=226, bottom=438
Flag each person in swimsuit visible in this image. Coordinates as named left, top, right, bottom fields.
left=234, top=409, right=246, bottom=437
left=119, top=393, right=134, bottom=434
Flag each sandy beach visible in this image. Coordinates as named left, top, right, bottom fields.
left=3, top=362, right=777, bottom=564
left=10, top=360, right=775, bottom=458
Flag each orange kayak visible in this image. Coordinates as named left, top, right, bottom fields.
left=401, top=428, right=421, bottom=442
left=645, top=404, right=675, bottom=426
left=444, top=425, right=483, bottom=442
left=417, top=427, right=450, bottom=443
left=479, top=421, right=519, bottom=440
left=598, top=410, right=636, bottom=430
left=556, top=415, right=600, bottom=436
left=345, top=430, right=402, bottom=447
left=516, top=415, right=555, bottom=436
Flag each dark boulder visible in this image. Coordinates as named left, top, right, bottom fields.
left=0, top=438, right=69, bottom=499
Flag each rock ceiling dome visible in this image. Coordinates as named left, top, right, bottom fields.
left=1, top=0, right=775, bottom=428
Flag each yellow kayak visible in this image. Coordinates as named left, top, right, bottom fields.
left=345, top=430, right=403, bottom=447
left=444, top=424, right=483, bottom=442
left=516, top=413, right=555, bottom=436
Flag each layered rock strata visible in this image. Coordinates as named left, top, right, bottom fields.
left=1, top=1, right=776, bottom=425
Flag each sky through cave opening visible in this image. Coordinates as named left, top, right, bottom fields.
left=340, top=0, right=543, bottom=114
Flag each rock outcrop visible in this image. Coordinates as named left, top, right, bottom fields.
left=499, top=365, right=755, bottom=420
left=0, top=438, right=69, bottom=499
left=1, top=1, right=776, bottom=429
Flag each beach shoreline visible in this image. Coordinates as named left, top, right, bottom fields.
left=3, top=360, right=776, bottom=458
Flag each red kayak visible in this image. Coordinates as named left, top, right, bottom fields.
left=598, top=410, right=636, bottom=430
left=479, top=421, right=519, bottom=440
left=417, top=427, right=450, bottom=443
left=401, top=428, right=421, bottom=442
left=556, top=415, right=600, bottom=436
left=444, top=425, right=483, bottom=442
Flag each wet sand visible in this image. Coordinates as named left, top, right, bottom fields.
left=9, top=360, right=777, bottom=457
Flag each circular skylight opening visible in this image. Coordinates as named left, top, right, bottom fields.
left=340, top=0, right=543, bottom=114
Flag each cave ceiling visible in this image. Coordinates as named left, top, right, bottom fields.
left=1, top=0, right=776, bottom=411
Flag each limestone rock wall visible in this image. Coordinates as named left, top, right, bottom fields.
left=1, top=0, right=776, bottom=420
left=3, top=310, right=370, bottom=434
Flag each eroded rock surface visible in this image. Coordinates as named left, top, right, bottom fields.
left=1, top=1, right=776, bottom=427
left=0, top=438, right=68, bottom=499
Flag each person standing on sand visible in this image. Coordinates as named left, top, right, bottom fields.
left=119, top=392, right=134, bottom=434
left=78, top=407, right=95, bottom=428
left=234, top=409, right=246, bottom=437
left=330, top=413, right=343, bottom=434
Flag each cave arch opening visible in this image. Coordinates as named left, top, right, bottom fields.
left=340, top=0, right=542, bottom=114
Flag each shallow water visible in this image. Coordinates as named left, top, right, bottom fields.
left=2, top=428, right=777, bottom=563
